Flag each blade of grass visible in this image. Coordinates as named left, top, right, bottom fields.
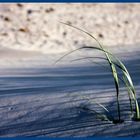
left=58, top=22, right=140, bottom=120
left=71, top=57, right=109, bottom=71
left=123, top=76, right=134, bottom=114
left=78, top=106, right=110, bottom=121
left=79, top=96, right=113, bottom=122
left=82, top=46, right=139, bottom=119
left=57, top=24, right=122, bottom=120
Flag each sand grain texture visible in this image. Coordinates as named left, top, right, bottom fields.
left=0, top=46, right=140, bottom=137
left=0, top=3, right=140, bottom=137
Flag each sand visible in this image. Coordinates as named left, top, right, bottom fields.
left=0, top=3, right=140, bottom=137
left=0, top=44, right=140, bottom=137
left=0, top=3, right=140, bottom=54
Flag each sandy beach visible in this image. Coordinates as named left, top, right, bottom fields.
left=0, top=3, right=140, bottom=137
left=0, top=45, right=140, bottom=137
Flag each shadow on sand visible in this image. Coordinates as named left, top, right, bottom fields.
left=0, top=53, right=140, bottom=137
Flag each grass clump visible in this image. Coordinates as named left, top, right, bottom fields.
left=56, top=22, right=140, bottom=123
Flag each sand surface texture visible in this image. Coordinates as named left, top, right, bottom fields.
left=0, top=3, right=140, bottom=137
left=0, top=45, right=140, bottom=137
left=0, top=3, right=140, bottom=54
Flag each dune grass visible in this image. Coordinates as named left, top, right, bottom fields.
left=56, top=22, right=140, bottom=123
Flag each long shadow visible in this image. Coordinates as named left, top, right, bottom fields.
left=0, top=52, right=140, bottom=137
left=0, top=97, right=140, bottom=137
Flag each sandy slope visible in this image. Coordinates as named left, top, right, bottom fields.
left=0, top=45, right=140, bottom=137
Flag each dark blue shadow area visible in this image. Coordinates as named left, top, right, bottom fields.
left=0, top=54, right=140, bottom=137
left=0, top=64, right=115, bottom=96
left=0, top=55, right=140, bottom=96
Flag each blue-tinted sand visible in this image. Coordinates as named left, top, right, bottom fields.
left=0, top=46, right=140, bottom=137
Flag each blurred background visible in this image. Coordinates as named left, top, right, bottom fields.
left=0, top=3, right=140, bottom=67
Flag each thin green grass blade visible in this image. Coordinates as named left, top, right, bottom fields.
left=55, top=46, right=104, bottom=64
left=113, top=58, right=140, bottom=119
left=84, top=96, right=110, bottom=113
left=79, top=106, right=111, bottom=121
left=58, top=22, right=140, bottom=120
left=101, top=54, right=140, bottom=119
left=109, top=60, right=121, bottom=121
left=60, top=22, right=103, bottom=49
left=75, top=49, right=121, bottom=121
left=71, top=57, right=109, bottom=71
left=68, top=93, right=113, bottom=121
left=79, top=99, right=113, bottom=121
left=58, top=23, right=121, bottom=120
left=123, top=76, right=134, bottom=114
left=77, top=46, right=140, bottom=119
left=71, top=56, right=107, bottom=61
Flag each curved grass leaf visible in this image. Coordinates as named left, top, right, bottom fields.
left=57, top=22, right=140, bottom=120
left=78, top=106, right=111, bottom=121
